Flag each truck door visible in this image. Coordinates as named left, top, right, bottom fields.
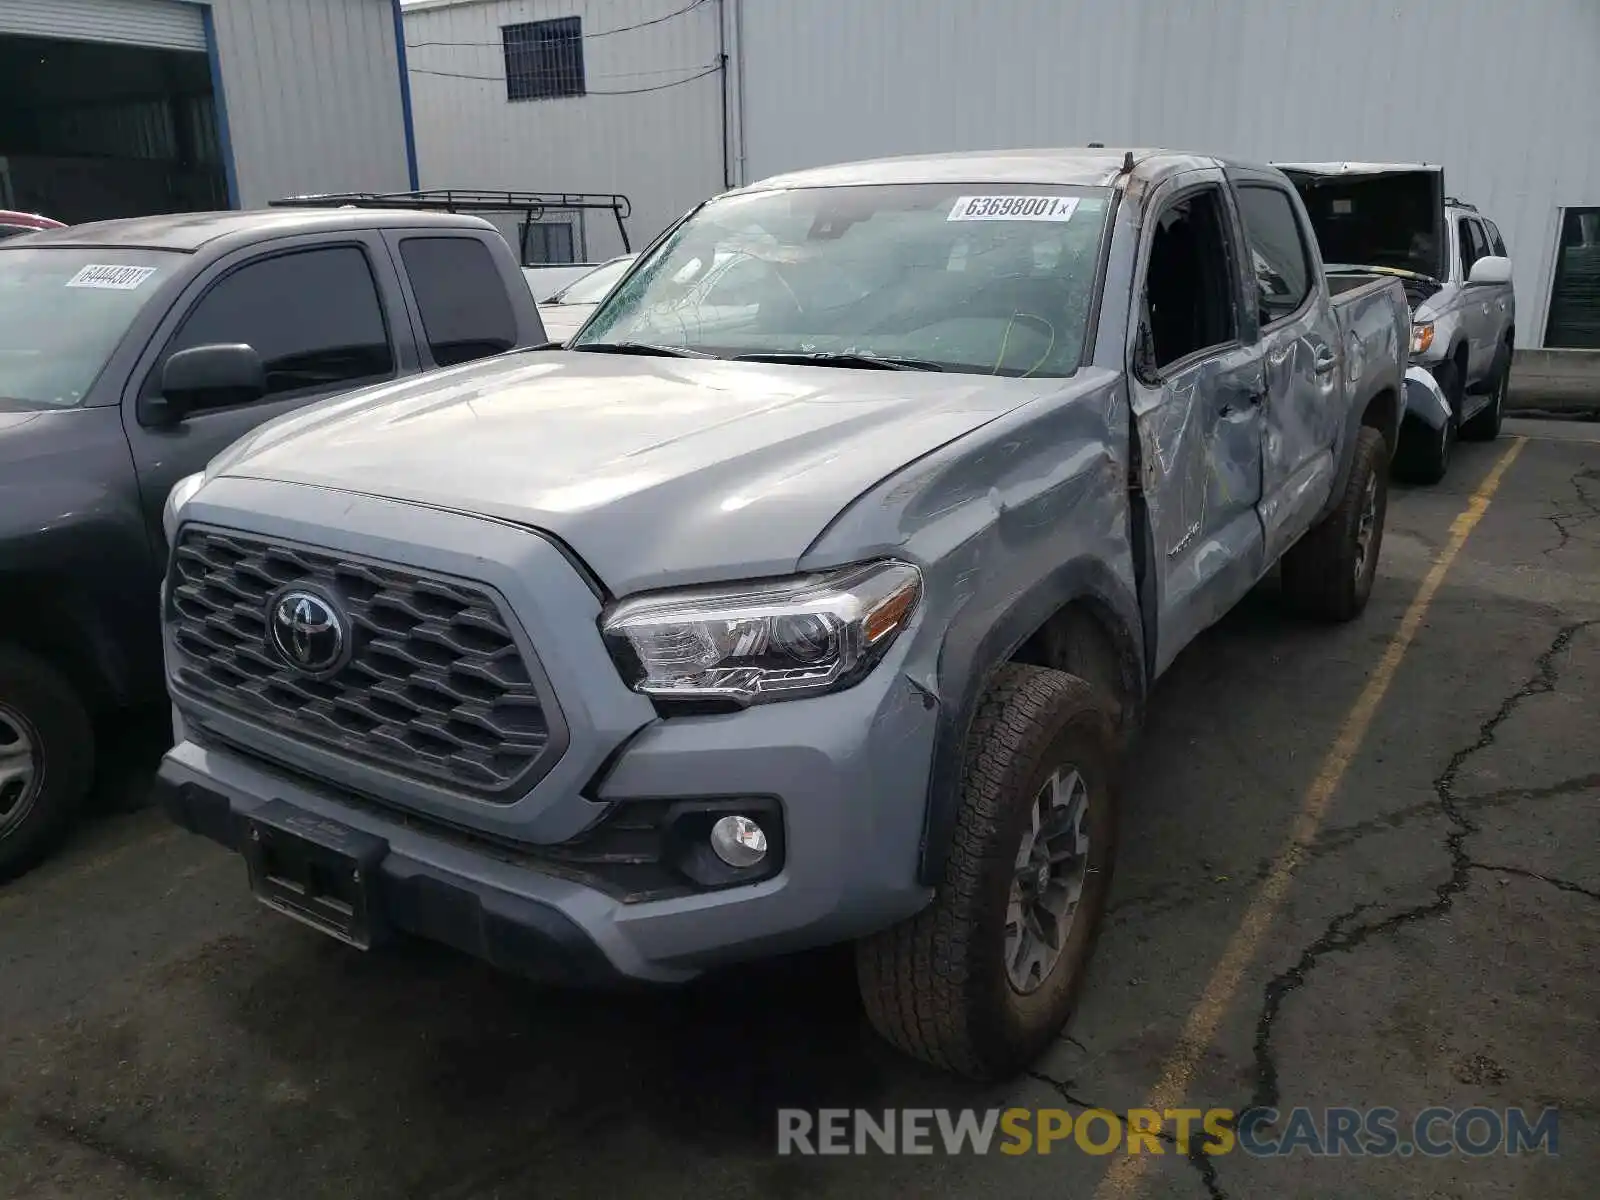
left=1229, top=174, right=1343, bottom=564
left=1127, top=171, right=1267, bottom=676
left=1455, top=215, right=1496, bottom=384
left=121, top=233, right=414, bottom=554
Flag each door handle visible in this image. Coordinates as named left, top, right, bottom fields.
left=1312, top=348, right=1339, bottom=375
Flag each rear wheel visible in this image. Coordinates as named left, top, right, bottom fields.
left=1280, top=426, right=1388, bottom=623
left=0, top=646, right=95, bottom=882
left=1461, top=347, right=1509, bottom=442
left=856, top=664, right=1118, bottom=1080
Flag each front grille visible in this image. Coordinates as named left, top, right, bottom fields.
left=167, top=527, right=559, bottom=800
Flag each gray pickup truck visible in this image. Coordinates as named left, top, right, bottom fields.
left=155, top=149, right=1408, bottom=1079
left=0, top=209, right=546, bottom=880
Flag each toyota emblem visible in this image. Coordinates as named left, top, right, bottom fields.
left=268, top=588, right=348, bottom=675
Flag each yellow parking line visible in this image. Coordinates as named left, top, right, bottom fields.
left=1094, top=435, right=1527, bottom=1197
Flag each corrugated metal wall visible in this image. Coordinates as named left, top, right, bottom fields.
left=403, top=0, right=725, bottom=261
left=0, top=0, right=205, bottom=51
left=208, top=0, right=412, bottom=207
left=732, top=0, right=1600, bottom=346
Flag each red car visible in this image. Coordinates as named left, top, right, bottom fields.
left=0, top=210, right=66, bottom=240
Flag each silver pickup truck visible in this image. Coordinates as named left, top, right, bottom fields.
left=155, top=149, right=1409, bottom=1080
left=1279, top=162, right=1515, bottom=482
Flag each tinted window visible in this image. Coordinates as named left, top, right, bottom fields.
left=169, top=246, right=392, bottom=397
left=1484, top=219, right=1507, bottom=257
left=1235, top=185, right=1313, bottom=325
left=399, top=237, right=518, bottom=366
left=1458, top=218, right=1488, bottom=278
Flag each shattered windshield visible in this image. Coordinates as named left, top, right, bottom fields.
left=575, top=183, right=1112, bottom=377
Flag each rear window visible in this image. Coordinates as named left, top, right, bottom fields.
left=0, top=245, right=178, bottom=408
left=400, top=237, right=519, bottom=366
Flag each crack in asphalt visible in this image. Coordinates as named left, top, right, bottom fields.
left=1108, top=771, right=1600, bottom=928
left=1543, top=466, right=1600, bottom=556
left=1469, top=862, right=1600, bottom=902
left=1027, top=1071, right=1227, bottom=1199
left=1243, top=617, right=1599, bottom=1121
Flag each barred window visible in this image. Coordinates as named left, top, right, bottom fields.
left=502, top=17, right=585, bottom=102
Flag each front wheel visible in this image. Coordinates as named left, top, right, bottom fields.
left=0, top=646, right=95, bottom=883
left=856, top=664, right=1118, bottom=1080
left=1280, top=426, right=1389, bottom=623
left=1396, top=412, right=1455, bottom=485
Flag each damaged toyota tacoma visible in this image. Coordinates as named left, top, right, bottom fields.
left=156, top=149, right=1408, bottom=1080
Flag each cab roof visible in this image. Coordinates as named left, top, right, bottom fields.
left=739, top=147, right=1272, bottom=193
left=5, top=207, right=496, bottom=253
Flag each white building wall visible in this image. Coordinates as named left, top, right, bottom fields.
left=404, top=0, right=725, bottom=261
left=733, top=0, right=1600, bottom=346
left=209, top=0, right=413, bottom=207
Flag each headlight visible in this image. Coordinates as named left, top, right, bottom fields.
left=1411, top=322, right=1434, bottom=355
left=162, top=471, right=205, bottom=544
left=601, top=560, right=922, bottom=706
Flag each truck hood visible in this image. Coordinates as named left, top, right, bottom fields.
left=209, top=350, right=1074, bottom=595
left=1275, top=162, right=1446, bottom=288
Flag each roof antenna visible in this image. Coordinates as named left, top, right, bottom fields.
left=1120, top=151, right=1136, bottom=175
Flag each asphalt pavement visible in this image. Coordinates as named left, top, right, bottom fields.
left=2, top=425, right=1596, bottom=1200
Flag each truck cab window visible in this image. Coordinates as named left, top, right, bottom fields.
left=400, top=237, right=519, bottom=366
left=1144, top=187, right=1237, bottom=370
left=1234, top=184, right=1313, bottom=326
left=167, top=246, right=393, bottom=397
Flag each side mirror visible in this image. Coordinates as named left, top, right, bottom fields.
left=151, top=343, right=266, bottom=424
left=1467, top=255, right=1512, bottom=286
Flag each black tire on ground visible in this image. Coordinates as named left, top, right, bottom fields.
left=0, top=646, right=95, bottom=883
left=1280, top=426, right=1389, bottom=623
left=856, top=663, right=1118, bottom=1080
left=1460, top=346, right=1509, bottom=442
left=1395, top=412, right=1455, bottom=485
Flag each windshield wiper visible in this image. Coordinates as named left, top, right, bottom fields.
left=731, top=351, right=943, bottom=372
left=570, top=341, right=718, bottom=359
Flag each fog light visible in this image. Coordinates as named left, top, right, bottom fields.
left=709, top=815, right=768, bottom=868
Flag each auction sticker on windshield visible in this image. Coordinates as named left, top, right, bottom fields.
left=65, top=264, right=158, bottom=290
left=948, top=196, right=1080, bottom=222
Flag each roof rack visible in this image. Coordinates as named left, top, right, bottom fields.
left=1444, top=196, right=1478, bottom=212
left=269, top=188, right=634, bottom=258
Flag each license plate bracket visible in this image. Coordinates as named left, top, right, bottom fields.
left=243, top=800, right=390, bottom=949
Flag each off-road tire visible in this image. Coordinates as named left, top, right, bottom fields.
left=0, top=646, right=95, bottom=883
left=856, top=664, right=1118, bottom=1080
left=1280, top=426, right=1389, bottom=623
left=1460, top=347, right=1509, bottom=442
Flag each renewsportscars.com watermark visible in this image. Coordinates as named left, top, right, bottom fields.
left=777, top=1106, right=1560, bottom=1157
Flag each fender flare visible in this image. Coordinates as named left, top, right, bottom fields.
left=916, top=555, right=1145, bottom=885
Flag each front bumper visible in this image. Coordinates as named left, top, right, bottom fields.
left=158, top=638, right=940, bottom=984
